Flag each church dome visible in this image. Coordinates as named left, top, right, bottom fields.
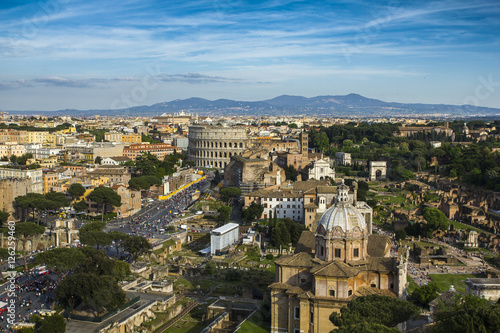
left=317, top=180, right=366, bottom=233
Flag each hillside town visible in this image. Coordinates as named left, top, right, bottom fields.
left=0, top=113, right=498, bottom=332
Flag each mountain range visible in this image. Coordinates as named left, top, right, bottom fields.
left=6, top=93, right=500, bottom=118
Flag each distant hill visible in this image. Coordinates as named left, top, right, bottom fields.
left=6, top=94, right=500, bottom=118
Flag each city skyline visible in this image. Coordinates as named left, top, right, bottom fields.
left=0, top=0, right=499, bottom=111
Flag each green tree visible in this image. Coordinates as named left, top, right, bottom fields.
left=134, top=153, right=160, bottom=176
left=4, top=222, right=45, bottom=270
left=79, top=230, right=112, bottom=249
left=123, top=235, right=152, bottom=262
left=87, top=187, right=122, bottom=221
left=432, top=294, right=500, bottom=333
left=330, top=294, right=420, bottom=332
left=79, top=221, right=106, bottom=234
left=271, top=221, right=291, bottom=248
left=241, top=202, right=264, bottom=223
left=0, top=211, right=9, bottom=227
left=395, top=229, right=407, bottom=241
left=411, top=282, right=439, bottom=307
left=35, top=247, right=86, bottom=275
left=128, top=175, right=162, bottom=191
left=219, top=187, right=242, bottom=203
left=17, top=153, right=33, bottom=165
left=108, top=231, right=130, bottom=259
left=44, top=191, right=70, bottom=210
left=73, top=199, right=88, bottom=212
left=205, top=261, right=216, bottom=275
left=313, top=131, right=329, bottom=152
left=422, top=207, right=449, bottom=234
left=30, top=313, right=66, bottom=333
left=55, top=272, right=125, bottom=317
left=78, top=221, right=112, bottom=249
left=68, top=183, right=86, bottom=202
left=218, top=205, right=231, bottom=222
left=113, top=260, right=132, bottom=281
left=284, top=165, right=299, bottom=181
left=0, top=248, right=9, bottom=279
left=15, top=193, right=45, bottom=221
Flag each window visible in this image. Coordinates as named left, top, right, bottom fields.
left=335, top=248, right=341, bottom=258
left=329, top=290, right=335, bottom=297
left=295, top=329, right=300, bottom=333
left=348, top=289, right=353, bottom=296
left=371, top=283, right=376, bottom=288
left=320, top=246, right=324, bottom=257
left=353, top=248, right=359, bottom=257
left=310, top=310, right=314, bottom=324
left=294, top=306, right=300, bottom=319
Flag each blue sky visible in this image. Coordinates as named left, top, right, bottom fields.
left=0, top=0, right=499, bottom=111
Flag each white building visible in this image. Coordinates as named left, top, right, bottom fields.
left=0, top=144, right=26, bottom=159
left=257, top=190, right=303, bottom=222
left=25, top=143, right=62, bottom=159
left=335, top=152, right=351, bottom=166
left=210, top=223, right=239, bottom=255
left=466, top=278, right=500, bottom=302
left=101, top=156, right=131, bottom=166
left=308, top=158, right=335, bottom=180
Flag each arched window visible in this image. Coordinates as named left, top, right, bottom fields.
left=329, top=289, right=335, bottom=297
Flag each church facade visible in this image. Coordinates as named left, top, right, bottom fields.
left=270, top=181, right=408, bottom=333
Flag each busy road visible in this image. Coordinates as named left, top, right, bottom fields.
left=105, top=173, right=212, bottom=240
left=0, top=172, right=213, bottom=331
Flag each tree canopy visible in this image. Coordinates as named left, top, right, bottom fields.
left=68, top=183, right=86, bottom=200
left=53, top=247, right=130, bottom=317
left=87, top=187, right=121, bottom=221
left=411, top=282, right=439, bottom=307
left=0, top=211, right=9, bottom=227
left=35, top=247, right=87, bottom=273
left=78, top=221, right=111, bottom=249
left=422, top=207, right=449, bottom=233
left=4, top=222, right=45, bottom=270
left=432, top=294, right=500, bottom=333
left=129, top=175, right=162, bottom=190
left=218, top=205, right=231, bottom=222
left=330, top=294, right=420, bottom=333
left=270, top=218, right=306, bottom=248
left=123, top=235, right=152, bottom=262
left=30, top=313, right=66, bottom=333
left=219, top=187, right=242, bottom=203
left=242, top=202, right=264, bottom=223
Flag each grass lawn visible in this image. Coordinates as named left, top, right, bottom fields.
left=155, top=312, right=205, bottom=333
left=158, top=321, right=205, bottom=333
left=407, top=275, right=419, bottom=294
left=236, top=311, right=270, bottom=333
left=449, top=220, right=480, bottom=232
left=428, top=273, right=479, bottom=293
left=386, top=196, right=406, bottom=204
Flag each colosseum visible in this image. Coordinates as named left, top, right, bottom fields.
left=188, top=126, right=249, bottom=168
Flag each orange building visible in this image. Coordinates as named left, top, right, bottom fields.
left=42, top=171, right=59, bottom=194
left=123, top=143, right=178, bottom=161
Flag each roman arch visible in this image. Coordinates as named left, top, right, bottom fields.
left=369, top=161, right=387, bottom=181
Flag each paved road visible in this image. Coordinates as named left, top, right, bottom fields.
left=0, top=271, right=60, bottom=332
left=104, top=175, right=212, bottom=239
